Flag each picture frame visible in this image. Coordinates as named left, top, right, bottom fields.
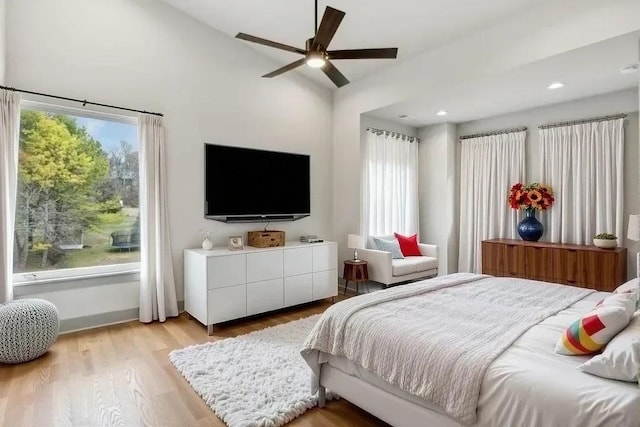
left=228, top=235, right=244, bottom=251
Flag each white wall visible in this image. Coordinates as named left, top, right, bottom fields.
left=6, top=0, right=333, bottom=322
left=24, top=282, right=139, bottom=320
left=331, top=0, right=640, bottom=263
left=0, top=0, right=5, bottom=83
left=418, top=123, right=458, bottom=274
left=458, top=89, right=640, bottom=279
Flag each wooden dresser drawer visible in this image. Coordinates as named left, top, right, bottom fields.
left=482, top=240, right=525, bottom=278
left=481, top=239, right=626, bottom=292
left=524, top=246, right=554, bottom=282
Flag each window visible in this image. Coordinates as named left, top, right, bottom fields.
left=13, top=104, right=140, bottom=283
left=360, top=129, right=419, bottom=238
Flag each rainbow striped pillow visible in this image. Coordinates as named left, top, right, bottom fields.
left=556, top=296, right=635, bottom=356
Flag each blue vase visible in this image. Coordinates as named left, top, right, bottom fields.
left=518, top=208, right=543, bottom=241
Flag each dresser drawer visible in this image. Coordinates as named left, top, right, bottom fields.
left=481, top=239, right=626, bottom=291
left=246, top=278, right=284, bottom=316
left=207, top=254, right=246, bottom=289
left=208, top=285, right=246, bottom=323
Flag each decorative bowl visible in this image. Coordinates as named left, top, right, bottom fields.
left=593, top=238, right=617, bottom=249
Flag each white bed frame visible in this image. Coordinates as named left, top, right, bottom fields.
left=313, top=265, right=640, bottom=426
left=317, top=363, right=464, bottom=427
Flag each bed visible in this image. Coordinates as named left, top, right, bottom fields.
left=300, top=273, right=640, bottom=427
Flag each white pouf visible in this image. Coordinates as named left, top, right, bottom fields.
left=0, top=298, right=60, bottom=364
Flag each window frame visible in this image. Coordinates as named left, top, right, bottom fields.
left=12, top=101, right=141, bottom=286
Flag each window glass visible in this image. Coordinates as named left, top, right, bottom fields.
left=13, top=107, right=140, bottom=276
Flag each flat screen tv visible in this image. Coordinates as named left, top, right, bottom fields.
left=204, top=143, right=310, bottom=222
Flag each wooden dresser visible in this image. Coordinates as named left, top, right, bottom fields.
left=481, top=239, right=626, bottom=292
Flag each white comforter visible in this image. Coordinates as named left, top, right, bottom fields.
left=478, top=291, right=640, bottom=427
left=301, top=273, right=595, bottom=424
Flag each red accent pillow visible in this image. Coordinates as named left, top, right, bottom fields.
left=394, top=233, right=422, bottom=256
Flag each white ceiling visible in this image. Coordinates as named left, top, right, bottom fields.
left=368, top=31, right=640, bottom=127
left=160, top=0, right=544, bottom=89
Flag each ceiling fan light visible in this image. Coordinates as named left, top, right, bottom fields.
left=306, top=52, right=326, bottom=68
left=306, top=58, right=326, bottom=68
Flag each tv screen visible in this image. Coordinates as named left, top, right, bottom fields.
left=204, top=144, right=310, bottom=222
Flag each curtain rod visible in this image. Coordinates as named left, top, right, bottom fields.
left=538, top=113, right=627, bottom=129
left=459, top=127, right=527, bottom=141
left=366, top=127, right=421, bottom=143
left=0, top=85, right=163, bottom=117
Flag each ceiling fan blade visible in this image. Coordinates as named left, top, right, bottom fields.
left=322, top=61, right=349, bottom=88
left=312, top=6, right=345, bottom=50
left=328, top=48, right=398, bottom=60
left=236, top=32, right=306, bottom=55
left=262, top=58, right=307, bottom=78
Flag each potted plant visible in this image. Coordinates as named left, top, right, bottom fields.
left=593, top=233, right=617, bottom=249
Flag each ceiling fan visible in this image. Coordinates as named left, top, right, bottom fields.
left=235, top=1, right=398, bottom=88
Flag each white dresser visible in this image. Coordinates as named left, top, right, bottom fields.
left=184, top=241, right=338, bottom=334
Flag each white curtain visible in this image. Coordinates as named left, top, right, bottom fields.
left=0, top=90, right=21, bottom=304
left=361, top=129, right=419, bottom=239
left=458, top=131, right=526, bottom=273
left=138, top=114, right=178, bottom=323
left=540, top=119, right=624, bottom=245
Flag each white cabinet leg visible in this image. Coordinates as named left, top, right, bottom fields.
left=207, top=324, right=214, bottom=335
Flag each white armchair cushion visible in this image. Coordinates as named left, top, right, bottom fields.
left=413, top=256, right=438, bottom=272
left=392, top=257, right=438, bottom=277
left=392, top=259, right=420, bottom=276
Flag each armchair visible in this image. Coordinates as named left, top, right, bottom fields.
left=356, top=235, right=438, bottom=286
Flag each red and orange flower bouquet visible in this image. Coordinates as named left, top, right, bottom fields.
left=508, top=182, right=554, bottom=211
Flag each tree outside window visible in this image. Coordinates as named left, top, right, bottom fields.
left=13, top=108, right=140, bottom=275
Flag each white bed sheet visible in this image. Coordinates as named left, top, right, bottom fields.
left=321, top=291, right=640, bottom=427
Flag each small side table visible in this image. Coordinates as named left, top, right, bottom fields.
left=343, top=259, right=369, bottom=295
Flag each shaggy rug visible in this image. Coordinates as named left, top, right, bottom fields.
left=169, top=315, right=327, bottom=427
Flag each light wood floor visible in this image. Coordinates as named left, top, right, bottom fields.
left=0, top=296, right=389, bottom=427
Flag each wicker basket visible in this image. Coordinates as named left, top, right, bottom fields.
left=248, top=231, right=285, bottom=248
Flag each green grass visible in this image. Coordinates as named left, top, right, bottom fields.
left=84, top=210, right=138, bottom=248
left=15, top=208, right=140, bottom=273
left=57, top=245, right=139, bottom=269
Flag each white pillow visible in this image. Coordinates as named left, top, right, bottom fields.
left=596, top=293, right=638, bottom=318
left=578, top=314, right=640, bottom=382
left=614, top=278, right=639, bottom=294
left=614, top=278, right=640, bottom=310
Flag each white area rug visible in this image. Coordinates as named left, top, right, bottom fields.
left=169, top=315, right=326, bottom=427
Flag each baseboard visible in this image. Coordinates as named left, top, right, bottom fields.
left=59, top=301, right=185, bottom=334
left=59, top=308, right=139, bottom=334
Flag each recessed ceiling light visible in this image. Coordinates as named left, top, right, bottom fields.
left=620, top=64, right=639, bottom=74
left=436, top=110, right=448, bottom=116
left=547, top=82, right=564, bottom=90
left=398, top=114, right=410, bottom=119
